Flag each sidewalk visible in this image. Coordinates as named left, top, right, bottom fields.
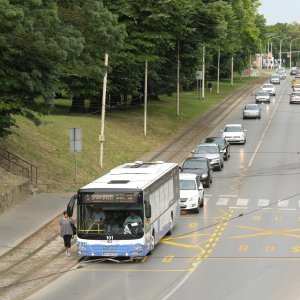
left=0, top=193, right=73, bottom=256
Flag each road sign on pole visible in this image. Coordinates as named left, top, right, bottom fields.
left=196, top=71, right=202, bottom=80
left=70, top=128, right=82, bottom=152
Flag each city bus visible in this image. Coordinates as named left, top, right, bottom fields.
left=67, top=161, right=180, bottom=259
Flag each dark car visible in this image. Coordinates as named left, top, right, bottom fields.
left=203, top=137, right=230, bottom=161
left=181, top=157, right=213, bottom=188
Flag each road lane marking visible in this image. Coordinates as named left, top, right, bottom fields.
left=248, top=86, right=286, bottom=167
left=258, top=199, right=270, bottom=207
left=236, top=198, right=249, bottom=206
left=230, top=225, right=300, bottom=239
left=162, top=255, right=174, bottom=263
left=161, top=210, right=233, bottom=300
left=216, top=198, right=229, bottom=205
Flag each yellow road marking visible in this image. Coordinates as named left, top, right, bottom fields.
left=162, top=255, right=174, bottom=263
left=160, top=240, right=201, bottom=249
left=230, top=225, right=300, bottom=239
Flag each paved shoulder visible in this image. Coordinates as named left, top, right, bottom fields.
left=0, top=193, right=72, bottom=256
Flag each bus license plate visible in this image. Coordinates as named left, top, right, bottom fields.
left=102, top=252, right=118, bottom=257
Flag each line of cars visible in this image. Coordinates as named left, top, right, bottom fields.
left=179, top=67, right=294, bottom=214
left=179, top=124, right=247, bottom=213
left=289, top=66, right=300, bottom=104
left=243, top=68, right=287, bottom=120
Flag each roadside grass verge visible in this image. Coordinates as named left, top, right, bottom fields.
left=1, top=77, right=260, bottom=192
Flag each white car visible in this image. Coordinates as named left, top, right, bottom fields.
left=290, top=92, right=300, bottom=103
left=221, top=124, right=247, bottom=144
left=179, top=173, right=204, bottom=213
left=261, top=83, right=276, bottom=96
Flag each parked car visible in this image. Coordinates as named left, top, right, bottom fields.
left=270, top=74, right=280, bottom=84
left=179, top=173, right=204, bottom=213
left=243, top=103, right=261, bottom=119
left=203, top=136, right=230, bottom=161
left=181, top=157, right=213, bottom=188
left=261, top=83, right=276, bottom=96
left=191, top=143, right=224, bottom=171
left=221, top=124, right=247, bottom=145
left=255, top=90, right=271, bottom=103
left=290, top=91, right=300, bottom=104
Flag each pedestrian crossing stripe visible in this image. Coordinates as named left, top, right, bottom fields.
left=204, top=195, right=300, bottom=209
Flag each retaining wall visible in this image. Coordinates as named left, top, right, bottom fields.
left=0, top=179, right=30, bottom=214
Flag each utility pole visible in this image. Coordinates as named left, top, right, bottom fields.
left=144, top=59, right=148, bottom=135
left=176, top=40, right=180, bottom=116
left=217, top=47, right=220, bottom=94
left=201, top=45, right=205, bottom=100
left=249, top=55, right=251, bottom=78
left=231, top=56, right=234, bottom=86
left=99, top=53, right=109, bottom=168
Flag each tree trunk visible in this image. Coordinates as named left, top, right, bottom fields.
left=88, top=95, right=101, bottom=114
left=70, top=96, right=85, bottom=113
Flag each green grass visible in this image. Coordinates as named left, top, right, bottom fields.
left=1, top=77, right=259, bottom=192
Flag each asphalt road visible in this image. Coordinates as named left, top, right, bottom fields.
left=27, top=74, right=300, bottom=300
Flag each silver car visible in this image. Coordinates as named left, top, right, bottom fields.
left=270, top=74, right=280, bottom=84
left=243, top=103, right=261, bottom=119
left=192, top=143, right=224, bottom=171
left=255, top=90, right=271, bottom=103
left=261, top=83, right=276, bottom=96
left=290, top=92, right=300, bottom=104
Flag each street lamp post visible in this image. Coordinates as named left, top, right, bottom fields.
left=279, top=37, right=291, bottom=68
left=290, top=38, right=300, bottom=69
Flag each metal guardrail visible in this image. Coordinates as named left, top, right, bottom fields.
left=0, top=147, right=37, bottom=184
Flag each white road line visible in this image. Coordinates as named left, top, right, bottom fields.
left=219, top=195, right=237, bottom=198
left=278, top=200, right=289, bottom=207
left=236, top=198, right=249, bottom=206
left=258, top=199, right=270, bottom=207
left=216, top=198, right=229, bottom=205
left=229, top=206, right=248, bottom=210
left=248, top=86, right=287, bottom=167
left=279, top=208, right=296, bottom=211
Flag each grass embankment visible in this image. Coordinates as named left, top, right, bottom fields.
left=1, top=77, right=259, bottom=192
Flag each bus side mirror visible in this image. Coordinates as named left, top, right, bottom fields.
left=145, top=201, right=152, bottom=219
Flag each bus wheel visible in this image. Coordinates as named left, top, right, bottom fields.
left=147, top=230, right=155, bottom=256
left=166, top=213, right=174, bottom=235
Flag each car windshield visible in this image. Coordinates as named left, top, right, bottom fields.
left=195, top=145, right=218, bottom=154
left=245, top=104, right=258, bottom=110
left=205, top=138, right=224, bottom=147
left=256, top=91, right=268, bottom=96
left=263, top=85, right=273, bottom=88
left=183, top=160, right=206, bottom=170
left=180, top=180, right=196, bottom=190
left=224, top=126, right=242, bottom=132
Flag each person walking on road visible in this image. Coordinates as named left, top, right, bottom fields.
left=59, top=210, right=75, bottom=257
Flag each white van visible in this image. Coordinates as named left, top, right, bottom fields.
left=270, top=74, right=280, bottom=84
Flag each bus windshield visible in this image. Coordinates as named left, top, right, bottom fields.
left=77, top=203, right=144, bottom=240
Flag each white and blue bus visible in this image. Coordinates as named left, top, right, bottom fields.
left=67, top=161, right=180, bottom=259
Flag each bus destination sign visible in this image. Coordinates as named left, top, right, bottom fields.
left=82, top=193, right=136, bottom=203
